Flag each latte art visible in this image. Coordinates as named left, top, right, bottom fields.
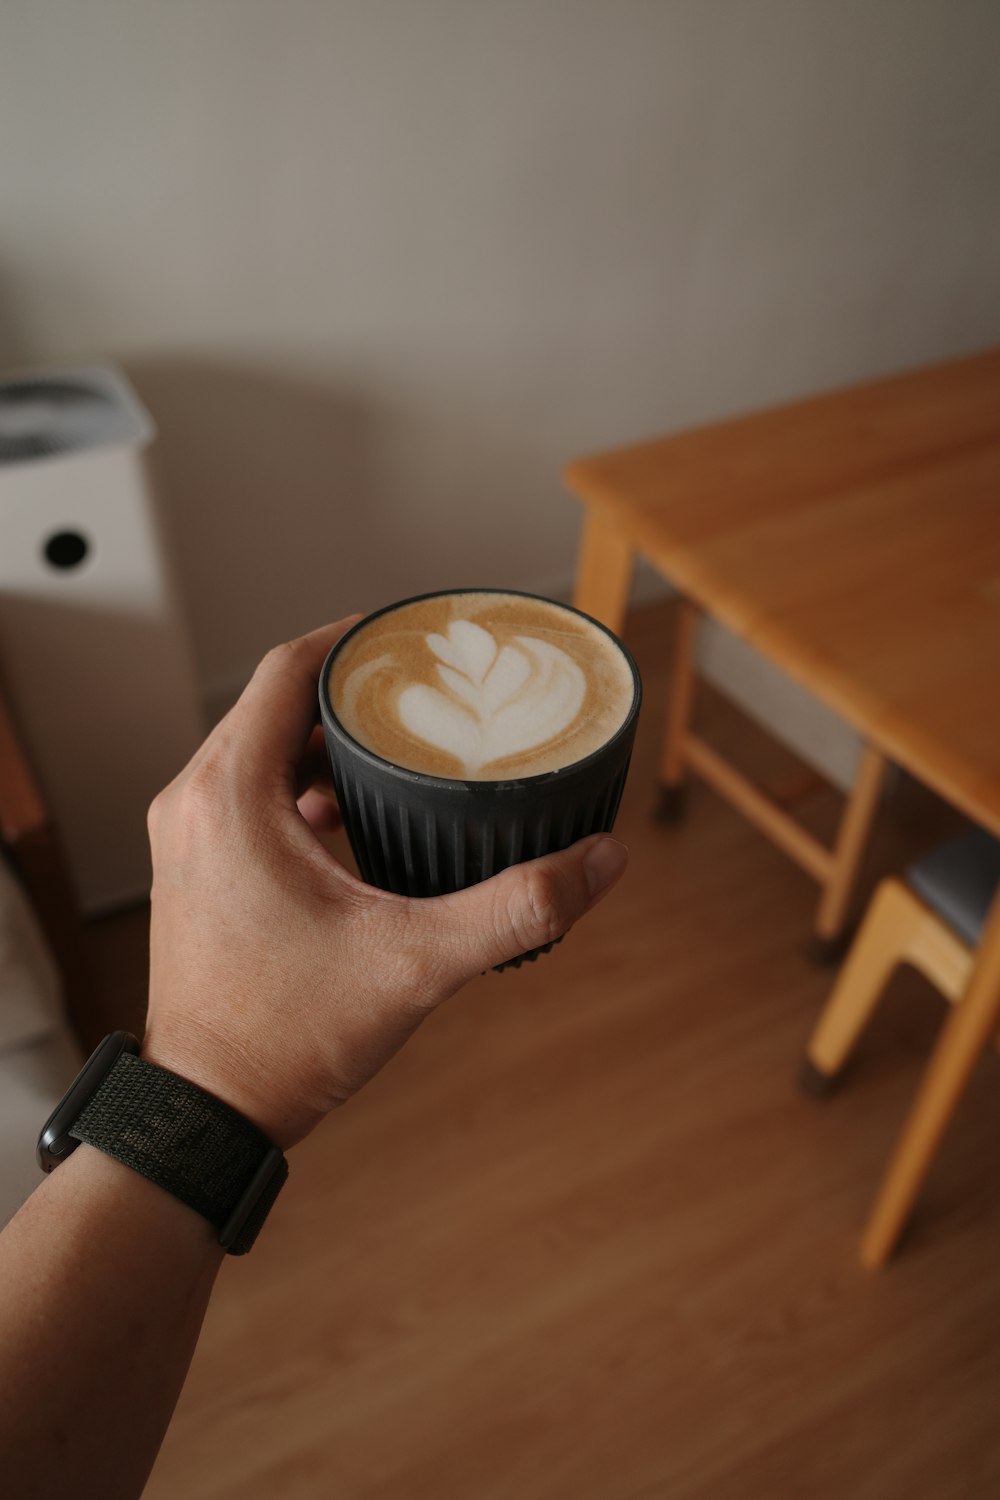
left=397, top=621, right=585, bottom=775
left=328, top=592, right=635, bottom=780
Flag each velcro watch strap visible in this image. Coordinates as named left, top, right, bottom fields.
left=70, top=1052, right=288, bottom=1255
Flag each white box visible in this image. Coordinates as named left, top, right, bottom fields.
left=0, top=363, right=204, bottom=913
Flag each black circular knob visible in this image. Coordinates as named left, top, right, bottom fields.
left=42, top=530, right=90, bottom=570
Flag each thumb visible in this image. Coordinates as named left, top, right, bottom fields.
left=426, top=834, right=629, bottom=982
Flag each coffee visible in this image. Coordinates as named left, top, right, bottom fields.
left=319, top=590, right=641, bottom=965
left=327, top=591, right=634, bottom=780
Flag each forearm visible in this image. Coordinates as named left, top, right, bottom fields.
left=0, top=1143, right=223, bottom=1500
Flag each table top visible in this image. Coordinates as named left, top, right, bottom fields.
left=564, top=349, right=1000, bottom=836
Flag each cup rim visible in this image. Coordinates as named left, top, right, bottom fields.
left=318, top=587, right=642, bottom=791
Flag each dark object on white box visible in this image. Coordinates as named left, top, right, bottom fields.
left=0, top=374, right=132, bottom=462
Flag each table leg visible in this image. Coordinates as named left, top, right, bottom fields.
left=656, top=598, right=698, bottom=821
left=812, top=744, right=889, bottom=955
left=571, top=508, right=635, bottom=636
left=860, top=888, right=1000, bottom=1267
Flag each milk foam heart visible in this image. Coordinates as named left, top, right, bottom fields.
left=328, top=592, right=635, bottom=780
left=396, top=621, right=586, bottom=775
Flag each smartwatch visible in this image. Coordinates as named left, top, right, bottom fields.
left=37, top=1032, right=288, bottom=1255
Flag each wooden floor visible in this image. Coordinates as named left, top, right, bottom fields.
left=90, top=601, right=1000, bottom=1500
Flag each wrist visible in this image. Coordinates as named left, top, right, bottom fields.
left=61, top=1138, right=225, bottom=1263
left=37, top=1031, right=289, bottom=1255
left=140, top=1021, right=313, bottom=1152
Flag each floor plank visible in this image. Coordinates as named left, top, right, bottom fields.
left=91, top=600, right=999, bottom=1499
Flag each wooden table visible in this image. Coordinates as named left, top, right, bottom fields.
left=565, top=348, right=1000, bottom=951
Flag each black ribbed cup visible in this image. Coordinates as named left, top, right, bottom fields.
left=319, top=590, right=641, bottom=970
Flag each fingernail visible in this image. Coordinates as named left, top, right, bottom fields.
left=583, top=837, right=629, bottom=899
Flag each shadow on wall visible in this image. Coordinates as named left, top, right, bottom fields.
left=123, top=356, right=397, bottom=706
left=0, top=267, right=36, bottom=371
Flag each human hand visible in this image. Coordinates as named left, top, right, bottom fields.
left=142, top=619, right=629, bottom=1149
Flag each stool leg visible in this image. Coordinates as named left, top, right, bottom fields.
left=802, top=879, right=911, bottom=1092
left=860, top=899, right=1000, bottom=1267
left=655, top=599, right=698, bottom=822
left=812, top=744, right=889, bottom=957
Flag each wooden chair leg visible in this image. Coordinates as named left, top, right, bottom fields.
left=571, top=508, right=634, bottom=636
left=860, top=892, right=1000, bottom=1267
left=812, top=744, right=889, bottom=954
left=803, top=878, right=973, bottom=1091
left=804, top=879, right=913, bottom=1084
left=655, top=599, right=698, bottom=822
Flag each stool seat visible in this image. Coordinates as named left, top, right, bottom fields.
left=908, top=830, right=1000, bottom=947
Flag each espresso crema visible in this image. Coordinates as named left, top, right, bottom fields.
left=327, top=592, right=635, bottom=780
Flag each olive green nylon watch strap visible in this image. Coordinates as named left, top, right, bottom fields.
left=70, top=1052, right=288, bottom=1255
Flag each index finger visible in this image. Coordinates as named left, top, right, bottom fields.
left=225, top=615, right=363, bottom=783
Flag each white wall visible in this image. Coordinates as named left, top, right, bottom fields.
left=2, top=0, right=999, bottom=703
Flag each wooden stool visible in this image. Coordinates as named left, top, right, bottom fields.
left=802, top=831, right=1000, bottom=1267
